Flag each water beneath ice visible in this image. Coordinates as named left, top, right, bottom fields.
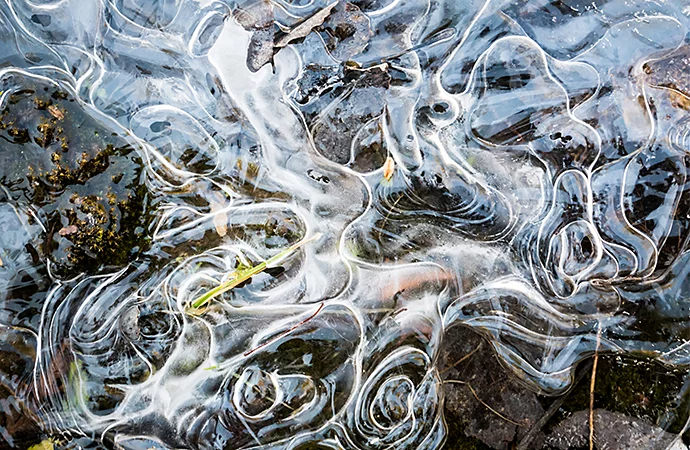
left=2, top=0, right=690, bottom=448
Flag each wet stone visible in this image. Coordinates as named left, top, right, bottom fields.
left=5, top=1, right=690, bottom=449
left=440, top=327, right=545, bottom=450
left=545, top=409, right=687, bottom=450
left=0, top=385, right=47, bottom=449
left=296, top=63, right=391, bottom=164
left=546, top=355, right=689, bottom=436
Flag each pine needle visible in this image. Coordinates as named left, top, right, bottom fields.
left=444, top=379, right=523, bottom=426
left=186, top=233, right=321, bottom=313
left=243, top=302, right=324, bottom=357
left=440, top=342, right=482, bottom=375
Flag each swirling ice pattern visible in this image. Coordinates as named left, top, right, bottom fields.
left=1, top=0, right=690, bottom=448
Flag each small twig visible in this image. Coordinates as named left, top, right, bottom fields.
left=444, top=379, right=523, bottom=426
left=440, top=342, right=483, bottom=375
left=391, top=307, right=407, bottom=317
left=243, top=302, right=325, bottom=357
left=589, top=322, right=602, bottom=450
left=377, top=192, right=404, bottom=241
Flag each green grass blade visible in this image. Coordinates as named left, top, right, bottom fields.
left=187, top=233, right=321, bottom=312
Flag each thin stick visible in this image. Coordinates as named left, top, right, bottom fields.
left=391, top=307, right=407, bottom=317
left=444, top=379, right=523, bottom=426
left=589, top=322, right=602, bottom=450
left=377, top=192, right=404, bottom=241
left=244, top=302, right=325, bottom=357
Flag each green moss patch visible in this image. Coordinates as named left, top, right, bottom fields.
left=0, top=76, right=154, bottom=278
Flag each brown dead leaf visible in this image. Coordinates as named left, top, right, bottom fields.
left=234, top=0, right=274, bottom=30
left=318, top=1, right=372, bottom=61
left=275, top=2, right=338, bottom=48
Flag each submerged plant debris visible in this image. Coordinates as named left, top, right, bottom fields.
left=3, top=0, right=690, bottom=450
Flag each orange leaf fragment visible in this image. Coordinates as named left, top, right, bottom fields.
left=383, top=155, right=395, bottom=181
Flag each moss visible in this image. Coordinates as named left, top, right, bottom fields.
left=27, top=439, right=56, bottom=450
left=60, top=182, right=151, bottom=273
left=0, top=76, right=154, bottom=278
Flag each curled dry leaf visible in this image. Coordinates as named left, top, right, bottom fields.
left=241, top=1, right=370, bottom=72
left=243, top=0, right=340, bottom=72
left=208, top=194, right=228, bottom=237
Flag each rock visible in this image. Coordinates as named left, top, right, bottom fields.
left=0, top=327, right=46, bottom=449
left=0, top=384, right=47, bottom=449
left=441, top=326, right=545, bottom=449
left=234, top=0, right=275, bottom=72
left=545, top=409, right=687, bottom=450
left=317, top=1, right=372, bottom=62
left=298, top=64, right=390, bottom=165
